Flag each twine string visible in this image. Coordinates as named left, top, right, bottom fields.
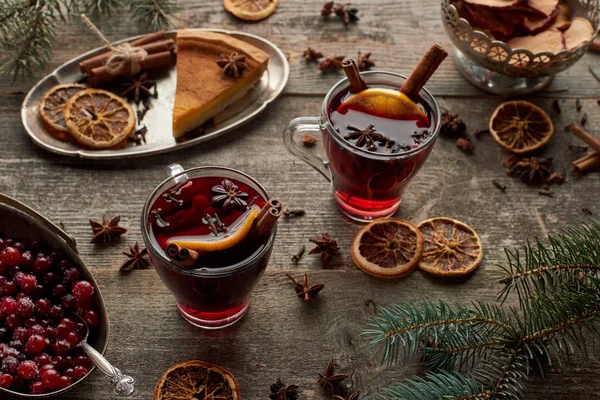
left=80, top=14, right=148, bottom=75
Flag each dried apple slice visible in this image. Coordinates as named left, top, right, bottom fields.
left=463, top=3, right=521, bottom=37
left=527, top=0, right=559, bottom=17
left=507, top=28, right=565, bottom=54
left=563, top=17, right=595, bottom=50
left=463, top=0, right=523, bottom=8
left=522, top=6, right=559, bottom=33
left=549, top=2, right=571, bottom=30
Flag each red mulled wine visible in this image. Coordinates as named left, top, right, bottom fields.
left=323, top=82, right=437, bottom=220
left=145, top=172, right=275, bottom=329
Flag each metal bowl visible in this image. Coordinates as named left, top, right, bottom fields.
left=0, top=194, right=109, bottom=399
left=442, top=0, right=600, bottom=94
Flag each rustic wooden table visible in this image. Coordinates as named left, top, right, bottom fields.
left=1, top=1, right=599, bottom=399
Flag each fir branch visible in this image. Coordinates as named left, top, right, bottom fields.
left=79, top=0, right=123, bottom=17
left=472, top=350, right=529, bottom=400
left=380, top=370, right=488, bottom=400
left=128, top=0, right=177, bottom=31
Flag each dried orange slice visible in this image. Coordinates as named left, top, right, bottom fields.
left=64, top=88, right=136, bottom=149
left=417, top=217, right=483, bottom=278
left=167, top=208, right=259, bottom=252
left=223, top=0, right=279, bottom=21
left=351, top=218, right=424, bottom=278
left=488, top=100, right=553, bottom=154
left=39, top=83, right=86, bottom=140
left=154, top=360, right=240, bottom=400
left=339, top=88, right=426, bottom=120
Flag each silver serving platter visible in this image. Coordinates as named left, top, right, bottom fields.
left=21, top=29, right=289, bottom=159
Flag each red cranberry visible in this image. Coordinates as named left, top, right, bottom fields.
left=74, top=355, right=91, bottom=368
left=61, top=294, right=77, bottom=310
left=57, top=375, right=72, bottom=390
left=53, top=284, right=67, bottom=298
left=60, top=317, right=75, bottom=330
left=17, top=360, right=38, bottom=380
left=2, top=281, right=16, bottom=295
left=44, top=326, right=56, bottom=339
left=32, top=284, right=45, bottom=298
left=32, top=256, right=52, bottom=275
left=72, top=281, right=95, bottom=303
left=25, top=334, right=46, bottom=354
left=40, top=368, right=60, bottom=390
left=52, top=355, right=65, bottom=370
left=1, top=296, right=17, bottom=315
left=0, top=327, right=7, bottom=342
left=29, top=241, right=41, bottom=251
left=0, top=373, right=13, bottom=389
left=52, top=339, right=70, bottom=356
left=5, top=314, right=20, bottom=330
left=63, top=368, right=74, bottom=378
left=12, top=327, right=29, bottom=342
left=66, top=331, right=80, bottom=347
left=50, top=305, right=64, bottom=320
left=12, top=242, right=24, bottom=253
left=43, top=272, right=58, bottom=285
left=58, top=259, right=72, bottom=271
left=1, top=247, right=20, bottom=267
left=28, top=324, right=45, bottom=337
left=2, top=355, right=19, bottom=374
left=2, top=345, right=18, bottom=358
left=34, top=353, right=52, bottom=366
left=63, top=268, right=81, bottom=284
left=35, top=298, right=52, bottom=316
left=30, top=381, right=46, bottom=394
left=23, top=316, right=38, bottom=327
left=10, top=340, right=23, bottom=351
left=63, top=355, right=74, bottom=369
left=55, top=323, right=70, bottom=339
left=72, top=365, right=88, bottom=381
left=16, top=297, right=35, bottom=317
left=19, top=274, right=37, bottom=293
left=19, top=251, right=33, bottom=267
left=83, top=310, right=99, bottom=327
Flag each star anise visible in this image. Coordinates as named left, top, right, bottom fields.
left=319, top=55, right=345, bottom=72
left=505, top=156, right=564, bottom=185
left=317, top=357, right=349, bottom=392
left=217, top=52, right=248, bottom=78
left=89, top=216, right=127, bottom=244
left=333, top=3, right=359, bottom=24
left=456, top=137, right=474, bottom=153
left=356, top=51, right=375, bottom=71
left=211, top=179, right=249, bottom=210
left=286, top=273, right=324, bottom=302
left=303, top=47, right=324, bottom=62
left=309, top=233, right=340, bottom=266
left=120, top=242, right=150, bottom=271
left=441, top=111, right=467, bottom=138
left=121, top=73, right=156, bottom=104
left=334, top=392, right=360, bottom=400
left=321, top=1, right=335, bottom=16
left=269, top=378, right=299, bottom=400
left=344, top=125, right=389, bottom=152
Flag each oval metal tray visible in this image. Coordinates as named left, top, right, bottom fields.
left=21, top=29, right=289, bottom=159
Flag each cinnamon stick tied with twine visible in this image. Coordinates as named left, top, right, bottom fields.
left=401, top=44, right=448, bottom=99
left=567, top=123, right=600, bottom=172
left=165, top=243, right=200, bottom=268
left=253, top=198, right=282, bottom=237
left=342, top=59, right=368, bottom=93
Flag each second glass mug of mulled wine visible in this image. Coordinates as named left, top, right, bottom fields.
left=283, top=71, right=442, bottom=222
left=141, top=164, right=278, bottom=329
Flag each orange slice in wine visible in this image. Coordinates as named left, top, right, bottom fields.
left=167, top=208, right=259, bottom=252
left=351, top=218, right=424, bottom=278
left=338, top=88, right=426, bottom=120
left=154, top=360, right=240, bottom=400
left=64, top=88, right=136, bottom=149
left=417, top=217, right=483, bottom=278
left=223, top=0, right=279, bottom=21
left=39, top=83, right=87, bottom=141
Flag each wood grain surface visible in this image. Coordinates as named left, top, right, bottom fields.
left=1, top=1, right=600, bottom=399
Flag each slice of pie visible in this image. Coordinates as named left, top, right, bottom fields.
left=172, top=30, right=270, bottom=138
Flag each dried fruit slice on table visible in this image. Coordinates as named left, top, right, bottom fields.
left=64, top=88, right=136, bottom=149
left=154, top=360, right=240, bottom=400
left=563, top=17, right=595, bottom=50
left=488, top=100, right=553, bottom=154
left=39, top=83, right=86, bottom=140
left=417, top=217, right=483, bottom=278
left=338, top=88, right=426, bottom=120
left=351, top=218, right=424, bottom=278
left=223, top=0, right=279, bottom=21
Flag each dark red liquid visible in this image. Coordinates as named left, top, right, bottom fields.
left=324, top=83, right=437, bottom=219
left=146, top=176, right=273, bottom=326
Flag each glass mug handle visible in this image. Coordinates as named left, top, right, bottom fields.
left=283, top=117, right=332, bottom=182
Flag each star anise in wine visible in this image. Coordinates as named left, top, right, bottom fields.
left=505, top=156, right=564, bottom=185
left=319, top=55, right=345, bottom=72
left=317, top=357, right=349, bottom=392
left=309, top=233, right=340, bottom=266
left=121, top=73, right=156, bottom=104
left=344, top=125, right=389, bottom=152
left=303, top=47, right=324, bottom=62
left=269, top=378, right=299, bottom=400
left=217, top=52, right=248, bottom=78
left=89, top=216, right=127, bottom=244
left=286, top=273, right=324, bottom=302
left=440, top=111, right=467, bottom=138
left=120, top=242, right=150, bottom=271
left=335, top=392, right=360, bottom=400
left=211, top=179, right=249, bottom=211
left=356, top=51, right=375, bottom=71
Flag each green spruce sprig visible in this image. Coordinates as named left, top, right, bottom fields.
left=365, top=220, right=600, bottom=399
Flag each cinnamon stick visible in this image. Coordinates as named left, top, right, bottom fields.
left=566, top=123, right=600, bottom=154
left=342, top=59, right=368, bottom=93
left=79, top=31, right=168, bottom=73
left=590, top=39, right=600, bottom=53
left=401, top=44, right=448, bottom=99
left=255, top=206, right=281, bottom=236
left=87, top=50, right=177, bottom=87
left=165, top=244, right=199, bottom=268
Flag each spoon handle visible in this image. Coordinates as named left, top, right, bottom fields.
left=81, top=342, right=135, bottom=397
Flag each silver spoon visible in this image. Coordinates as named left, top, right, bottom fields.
left=73, top=314, right=135, bottom=396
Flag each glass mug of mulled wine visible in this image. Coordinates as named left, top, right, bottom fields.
left=283, top=71, right=441, bottom=222
left=141, top=164, right=277, bottom=329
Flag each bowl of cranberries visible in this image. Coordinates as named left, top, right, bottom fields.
left=0, top=194, right=109, bottom=398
